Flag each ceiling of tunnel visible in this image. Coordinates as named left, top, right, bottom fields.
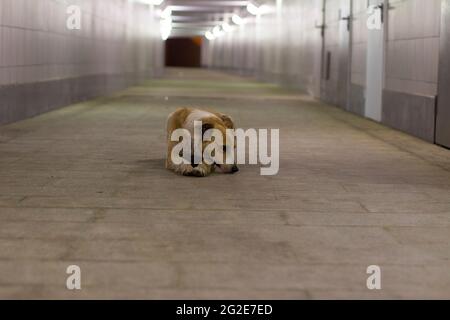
left=160, top=0, right=270, bottom=38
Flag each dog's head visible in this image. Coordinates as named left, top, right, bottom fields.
left=199, top=113, right=239, bottom=174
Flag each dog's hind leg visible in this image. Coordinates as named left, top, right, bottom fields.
left=166, top=139, right=195, bottom=176
left=166, top=108, right=210, bottom=177
left=166, top=109, right=190, bottom=175
left=189, top=163, right=213, bottom=177
left=172, top=163, right=196, bottom=176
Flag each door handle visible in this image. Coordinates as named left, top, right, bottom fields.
left=368, top=3, right=384, bottom=24
left=341, top=15, right=351, bottom=31
left=377, top=4, right=384, bottom=23
left=315, top=21, right=325, bottom=37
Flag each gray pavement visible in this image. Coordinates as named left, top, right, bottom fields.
left=0, top=68, right=449, bottom=299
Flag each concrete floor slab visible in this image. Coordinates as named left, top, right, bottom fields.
left=0, top=68, right=450, bottom=299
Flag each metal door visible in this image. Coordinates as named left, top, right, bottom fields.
left=321, top=0, right=352, bottom=109
left=365, top=0, right=385, bottom=122
left=436, top=0, right=450, bottom=148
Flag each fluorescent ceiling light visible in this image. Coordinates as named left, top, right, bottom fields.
left=246, top=3, right=259, bottom=15
left=161, top=6, right=172, bottom=19
left=205, top=31, right=215, bottom=40
left=247, top=2, right=270, bottom=15
left=137, top=0, right=164, bottom=5
left=232, top=14, right=244, bottom=25
left=160, top=8, right=172, bottom=40
left=213, top=26, right=223, bottom=37
left=161, top=23, right=172, bottom=40
left=222, top=22, right=232, bottom=32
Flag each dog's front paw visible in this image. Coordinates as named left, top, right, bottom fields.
left=175, top=164, right=194, bottom=176
left=191, top=168, right=208, bottom=177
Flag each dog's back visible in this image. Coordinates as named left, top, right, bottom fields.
left=166, top=107, right=238, bottom=177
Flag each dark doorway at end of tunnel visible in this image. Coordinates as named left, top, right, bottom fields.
left=165, top=37, right=202, bottom=68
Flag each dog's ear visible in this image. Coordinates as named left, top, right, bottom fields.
left=202, top=123, right=214, bottom=136
left=219, top=114, right=235, bottom=129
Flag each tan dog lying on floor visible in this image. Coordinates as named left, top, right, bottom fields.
left=166, top=108, right=239, bottom=177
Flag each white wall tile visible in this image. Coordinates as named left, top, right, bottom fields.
left=0, top=0, right=162, bottom=86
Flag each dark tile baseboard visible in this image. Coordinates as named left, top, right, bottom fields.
left=0, top=71, right=152, bottom=125
left=348, top=84, right=365, bottom=116
left=382, top=89, right=436, bottom=143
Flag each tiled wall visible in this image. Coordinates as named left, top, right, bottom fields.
left=351, top=0, right=368, bottom=88
left=382, top=0, right=441, bottom=142
left=385, top=0, right=441, bottom=96
left=347, top=0, right=368, bottom=116
left=203, top=0, right=323, bottom=97
left=0, top=0, right=164, bottom=125
left=202, top=0, right=444, bottom=143
left=436, top=0, right=450, bottom=148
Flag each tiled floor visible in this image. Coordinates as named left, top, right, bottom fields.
left=0, top=68, right=450, bottom=299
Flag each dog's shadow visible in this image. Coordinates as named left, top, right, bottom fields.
left=134, top=158, right=241, bottom=178
left=134, top=158, right=166, bottom=172
left=134, top=158, right=226, bottom=178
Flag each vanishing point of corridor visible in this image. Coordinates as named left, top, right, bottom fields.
left=1, top=68, right=450, bottom=299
